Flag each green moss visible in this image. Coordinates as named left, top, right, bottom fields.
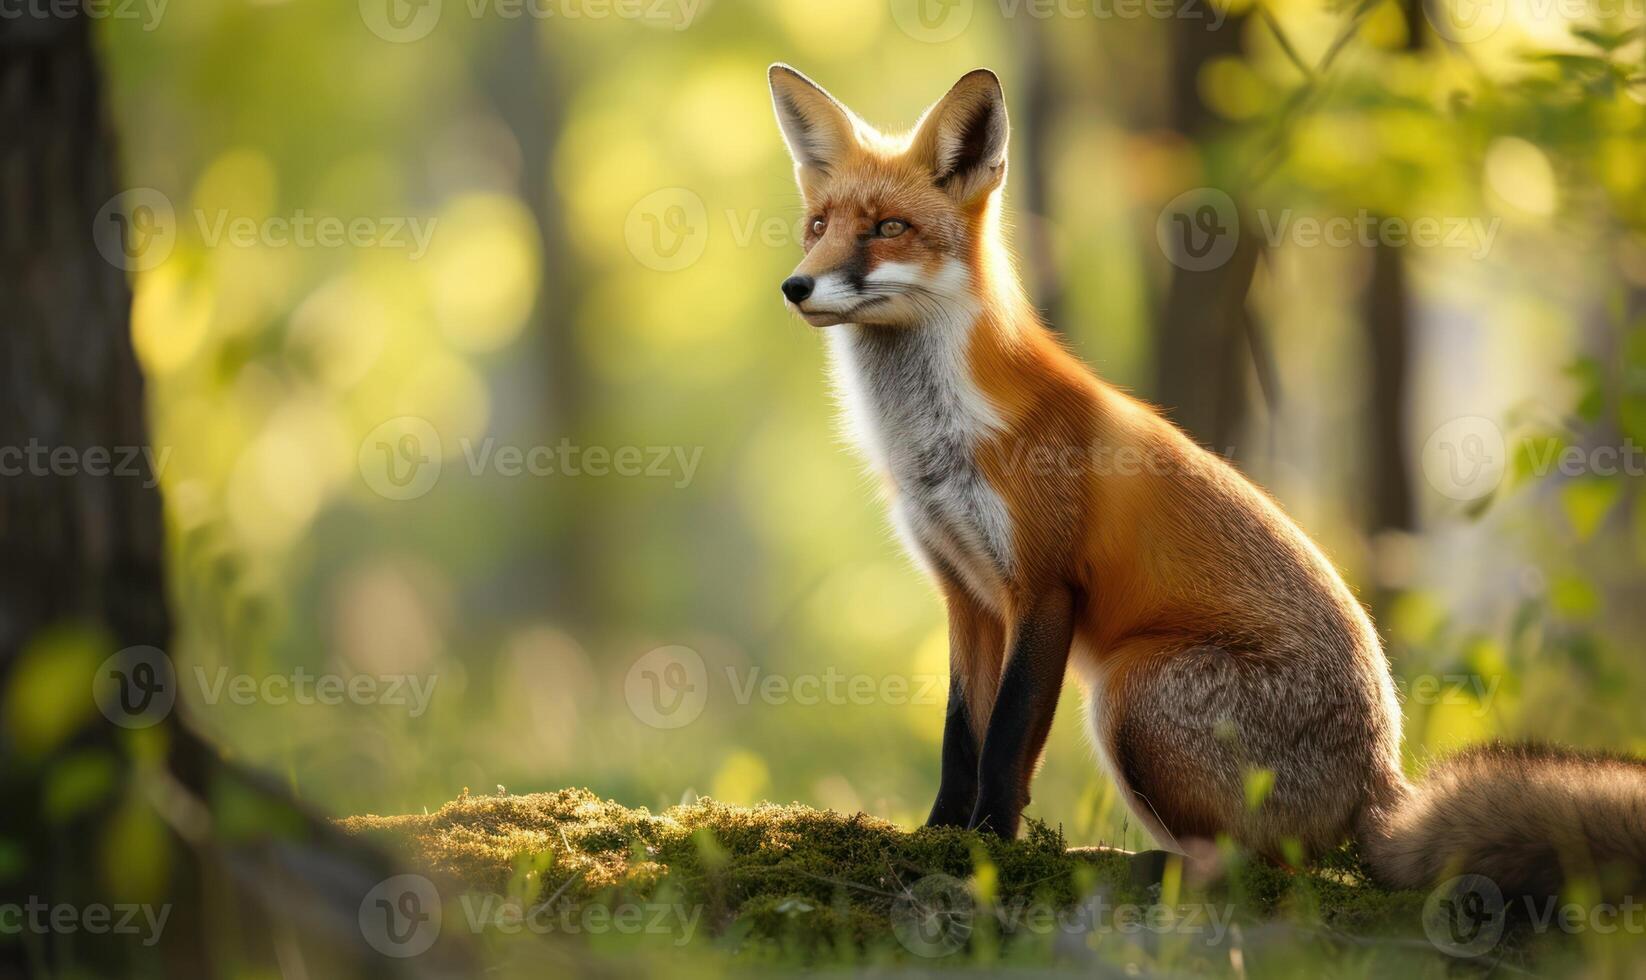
left=336, top=789, right=1533, bottom=970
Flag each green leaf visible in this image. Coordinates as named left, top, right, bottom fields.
left=1565, top=357, right=1605, bottom=422
left=1562, top=478, right=1622, bottom=540
left=1512, top=433, right=1566, bottom=485
left=1620, top=395, right=1646, bottom=447
left=43, top=750, right=118, bottom=821
left=1244, top=768, right=1276, bottom=811
left=1633, top=493, right=1646, bottom=564
left=1550, top=575, right=1600, bottom=619
left=1571, top=25, right=1642, bottom=52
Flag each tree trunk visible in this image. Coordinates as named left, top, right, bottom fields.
left=1360, top=0, right=1424, bottom=550
left=1014, top=17, right=1064, bottom=328
left=478, top=23, right=599, bottom=629
left=1363, top=234, right=1415, bottom=535
left=0, top=16, right=466, bottom=977
left=1154, top=8, right=1265, bottom=457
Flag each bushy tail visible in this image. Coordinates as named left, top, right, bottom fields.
left=1359, top=742, right=1646, bottom=899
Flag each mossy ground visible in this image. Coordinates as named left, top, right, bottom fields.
left=340, top=789, right=1599, bottom=975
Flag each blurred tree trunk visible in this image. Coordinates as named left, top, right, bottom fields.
left=1155, top=9, right=1268, bottom=459
left=479, top=24, right=595, bottom=628
left=1015, top=17, right=1065, bottom=328
left=1363, top=228, right=1415, bottom=535
left=0, top=16, right=456, bottom=977
left=1361, top=0, right=1425, bottom=540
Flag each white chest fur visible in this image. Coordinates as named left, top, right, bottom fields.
left=825, top=315, right=1015, bottom=608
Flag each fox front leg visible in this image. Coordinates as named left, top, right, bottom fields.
left=967, top=587, right=1075, bottom=837
left=926, top=592, right=1005, bottom=827
left=926, top=674, right=982, bottom=827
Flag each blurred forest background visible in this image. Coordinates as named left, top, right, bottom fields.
left=75, top=0, right=1646, bottom=855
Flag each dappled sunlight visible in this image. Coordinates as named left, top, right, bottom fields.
left=10, top=0, right=1643, bottom=970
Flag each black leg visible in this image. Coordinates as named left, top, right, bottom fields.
left=926, top=673, right=981, bottom=827
left=968, top=587, right=1075, bottom=837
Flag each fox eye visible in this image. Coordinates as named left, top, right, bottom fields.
left=810, top=217, right=826, bottom=235
left=876, top=219, right=909, bottom=238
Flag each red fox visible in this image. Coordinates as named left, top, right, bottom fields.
left=769, top=64, right=1646, bottom=900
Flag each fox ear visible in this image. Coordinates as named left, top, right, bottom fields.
left=769, top=64, right=859, bottom=177
left=913, top=69, right=1009, bottom=204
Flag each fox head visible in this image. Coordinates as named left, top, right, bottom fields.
left=768, top=65, right=1013, bottom=329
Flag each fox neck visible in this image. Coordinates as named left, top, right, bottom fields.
left=823, top=257, right=1028, bottom=602
left=824, top=253, right=1030, bottom=470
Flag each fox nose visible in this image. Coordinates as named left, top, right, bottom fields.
left=780, top=275, right=814, bottom=304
